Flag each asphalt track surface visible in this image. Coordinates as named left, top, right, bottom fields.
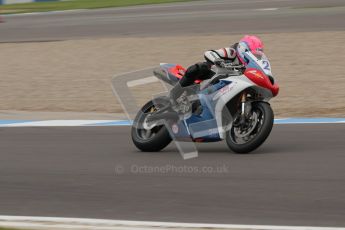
left=1, top=124, right=345, bottom=227
left=1, top=0, right=345, bottom=42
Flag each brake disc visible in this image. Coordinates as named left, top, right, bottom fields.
left=234, top=112, right=258, bottom=138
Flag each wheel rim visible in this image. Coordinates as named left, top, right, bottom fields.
left=230, top=106, right=265, bottom=144
left=136, top=104, right=164, bottom=140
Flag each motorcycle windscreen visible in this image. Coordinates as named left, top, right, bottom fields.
left=244, top=51, right=273, bottom=77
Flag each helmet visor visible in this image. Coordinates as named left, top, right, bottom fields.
left=252, top=50, right=266, bottom=60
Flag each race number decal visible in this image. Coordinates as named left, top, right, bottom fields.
left=262, top=60, right=270, bottom=70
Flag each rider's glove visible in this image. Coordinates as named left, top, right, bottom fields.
left=214, top=58, right=225, bottom=68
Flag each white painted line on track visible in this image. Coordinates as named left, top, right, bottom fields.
left=5, top=9, right=89, bottom=17
left=0, top=216, right=344, bottom=230
left=0, top=120, right=113, bottom=127
left=108, top=0, right=288, bottom=10
left=4, top=0, right=285, bottom=17
left=0, top=118, right=345, bottom=127
left=255, top=8, right=279, bottom=11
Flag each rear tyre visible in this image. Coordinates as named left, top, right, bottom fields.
left=131, top=99, right=172, bottom=152
left=226, top=102, right=274, bottom=154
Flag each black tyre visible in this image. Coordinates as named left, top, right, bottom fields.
left=226, top=102, right=274, bottom=154
left=131, top=99, right=172, bottom=152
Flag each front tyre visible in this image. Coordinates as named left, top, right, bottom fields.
left=226, top=102, right=274, bottom=154
left=131, top=99, right=172, bottom=152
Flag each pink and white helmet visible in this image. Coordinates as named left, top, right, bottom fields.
left=236, top=35, right=264, bottom=65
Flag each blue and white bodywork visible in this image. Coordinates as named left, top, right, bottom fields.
left=156, top=63, right=257, bottom=142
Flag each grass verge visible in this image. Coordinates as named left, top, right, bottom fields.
left=0, top=0, right=195, bottom=14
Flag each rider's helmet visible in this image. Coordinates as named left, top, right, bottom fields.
left=236, top=35, right=264, bottom=65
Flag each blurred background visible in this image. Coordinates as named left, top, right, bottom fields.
left=0, top=0, right=344, bottom=119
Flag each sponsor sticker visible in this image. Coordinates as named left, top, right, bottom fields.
left=248, top=70, right=264, bottom=79
left=212, top=83, right=236, bottom=101
left=172, top=123, right=179, bottom=134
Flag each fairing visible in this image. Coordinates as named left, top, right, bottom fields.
left=152, top=58, right=279, bottom=141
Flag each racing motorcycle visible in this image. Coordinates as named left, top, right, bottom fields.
left=131, top=51, right=279, bottom=154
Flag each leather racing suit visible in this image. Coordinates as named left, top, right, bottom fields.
left=179, top=43, right=240, bottom=87
left=171, top=43, right=240, bottom=101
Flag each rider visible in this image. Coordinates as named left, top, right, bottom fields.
left=170, top=35, right=264, bottom=100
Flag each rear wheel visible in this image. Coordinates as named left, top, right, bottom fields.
left=226, top=102, right=274, bottom=154
left=131, top=99, right=172, bottom=152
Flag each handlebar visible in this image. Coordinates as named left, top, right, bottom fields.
left=214, top=58, right=244, bottom=70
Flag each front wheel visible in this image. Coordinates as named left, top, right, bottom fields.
left=131, top=98, right=172, bottom=152
left=226, top=102, right=274, bottom=154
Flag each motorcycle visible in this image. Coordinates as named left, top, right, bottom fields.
left=131, top=50, right=279, bottom=154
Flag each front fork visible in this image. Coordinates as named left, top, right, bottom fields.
left=241, top=93, right=246, bottom=116
left=239, top=92, right=252, bottom=125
